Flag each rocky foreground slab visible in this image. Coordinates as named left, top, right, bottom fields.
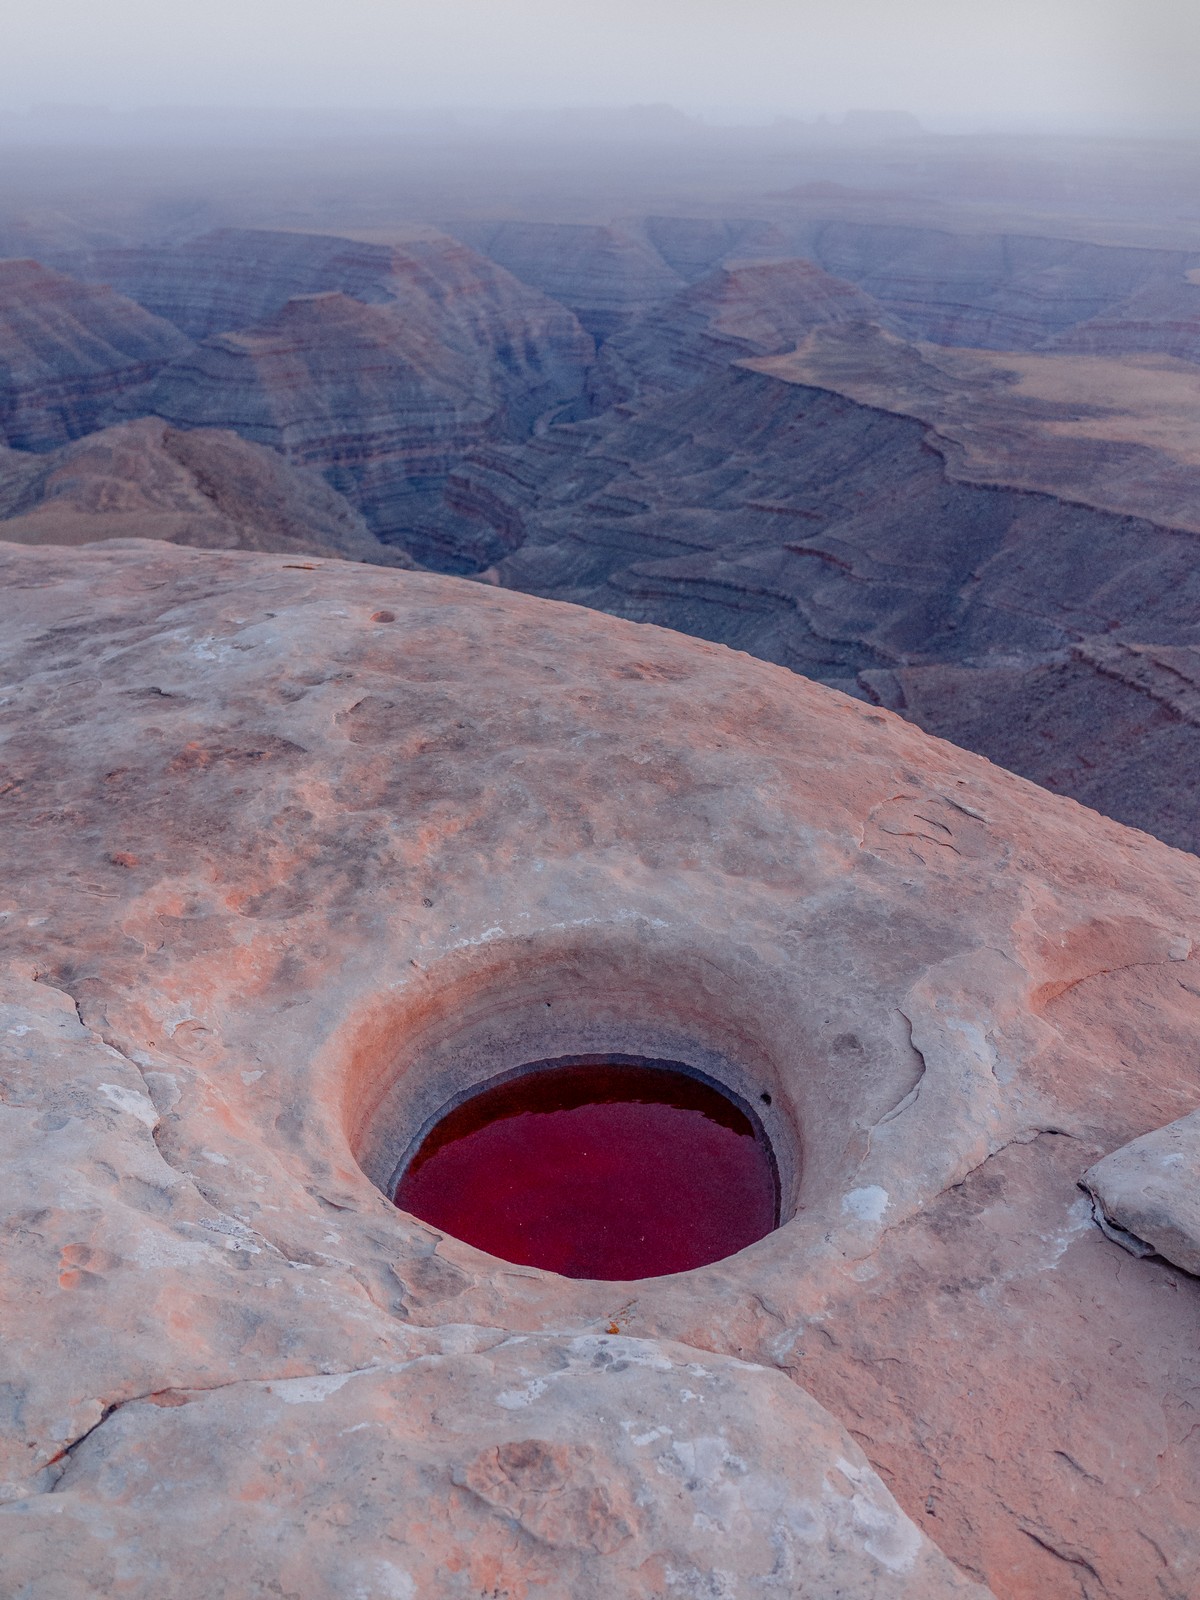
left=1, top=541, right=1198, bottom=1598
left=1083, top=1108, right=1200, bottom=1276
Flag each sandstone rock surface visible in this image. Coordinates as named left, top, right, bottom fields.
left=0, top=258, right=191, bottom=451
left=1, top=540, right=1198, bottom=1598
left=0, top=417, right=407, bottom=562
left=1082, top=1109, right=1200, bottom=1275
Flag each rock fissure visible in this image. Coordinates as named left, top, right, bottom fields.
left=42, top=1364, right=395, bottom=1490
left=1041, top=952, right=1192, bottom=1009
left=1017, top=1525, right=1104, bottom=1588
left=942, top=1128, right=1082, bottom=1202
left=1084, top=1194, right=1157, bottom=1259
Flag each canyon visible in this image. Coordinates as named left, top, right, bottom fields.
left=3, top=129, right=1200, bottom=1599
left=449, top=358, right=1200, bottom=853
left=3, top=184, right=1200, bottom=856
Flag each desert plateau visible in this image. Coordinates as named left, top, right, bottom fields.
left=3, top=18, right=1200, bottom=1598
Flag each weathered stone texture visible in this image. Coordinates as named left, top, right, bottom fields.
left=1, top=540, right=1198, bottom=1598
left=1082, top=1107, right=1200, bottom=1275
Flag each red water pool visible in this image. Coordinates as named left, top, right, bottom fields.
left=394, top=1060, right=778, bottom=1280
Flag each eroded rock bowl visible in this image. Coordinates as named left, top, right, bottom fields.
left=391, top=1055, right=781, bottom=1279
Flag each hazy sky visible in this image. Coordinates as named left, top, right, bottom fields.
left=5, top=0, right=1200, bottom=133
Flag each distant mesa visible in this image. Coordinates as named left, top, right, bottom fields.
left=451, top=220, right=687, bottom=343
left=0, top=259, right=190, bottom=451
left=769, top=109, right=926, bottom=143
left=839, top=108, right=926, bottom=139
left=587, top=257, right=886, bottom=408
left=776, top=180, right=926, bottom=203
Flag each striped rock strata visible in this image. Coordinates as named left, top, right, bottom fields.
left=134, top=233, right=593, bottom=554
left=0, top=259, right=190, bottom=451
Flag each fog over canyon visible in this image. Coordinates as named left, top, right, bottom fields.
left=3, top=94, right=1200, bottom=1600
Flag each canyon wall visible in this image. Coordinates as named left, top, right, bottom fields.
left=0, top=259, right=191, bottom=451
left=587, top=257, right=885, bottom=409
left=780, top=219, right=1200, bottom=348
left=451, top=220, right=688, bottom=341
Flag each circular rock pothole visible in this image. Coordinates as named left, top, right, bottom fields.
left=343, top=934, right=805, bottom=1280
left=392, top=1056, right=780, bottom=1279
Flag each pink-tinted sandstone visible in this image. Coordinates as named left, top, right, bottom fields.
left=1, top=539, right=1198, bottom=1598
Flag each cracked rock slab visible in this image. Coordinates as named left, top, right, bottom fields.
left=1082, top=1108, right=1200, bottom=1275
left=1, top=1333, right=989, bottom=1599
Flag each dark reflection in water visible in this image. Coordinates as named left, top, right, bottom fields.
left=395, top=1061, right=778, bottom=1280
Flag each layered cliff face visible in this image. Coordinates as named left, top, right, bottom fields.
left=92, top=226, right=594, bottom=422
left=748, top=321, right=1200, bottom=533
left=784, top=218, right=1200, bottom=348
left=2, top=541, right=1198, bottom=1600
left=587, top=257, right=884, bottom=407
left=443, top=361, right=1200, bottom=853
left=635, top=214, right=794, bottom=280
left=0, top=416, right=405, bottom=562
left=452, top=220, right=688, bottom=341
left=139, top=293, right=492, bottom=542
left=457, top=211, right=1200, bottom=357
left=91, top=227, right=415, bottom=337
left=380, top=230, right=596, bottom=433
left=135, top=253, right=592, bottom=550
left=0, top=259, right=192, bottom=451
left=1048, top=275, right=1200, bottom=362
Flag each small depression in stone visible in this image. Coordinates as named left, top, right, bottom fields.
left=394, top=1061, right=779, bottom=1280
